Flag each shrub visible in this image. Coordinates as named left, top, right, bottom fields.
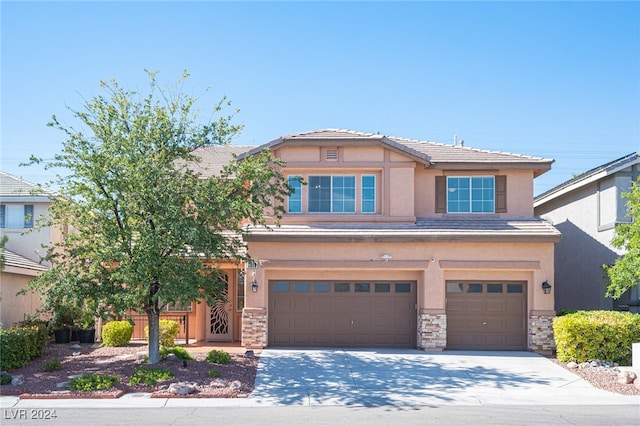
left=206, top=349, right=231, bottom=364
left=160, top=346, right=194, bottom=361
left=101, top=321, right=133, bottom=347
left=1, top=371, right=11, bottom=385
left=208, top=369, right=220, bottom=378
left=43, top=359, right=63, bottom=372
left=129, top=366, right=174, bottom=387
left=69, top=373, right=118, bottom=391
left=145, top=320, right=180, bottom=347
left=0, top=324, right=49, bottom=370
left=553, top=310, right=640, bottom=365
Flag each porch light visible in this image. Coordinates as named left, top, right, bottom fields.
left=251, top=280, right=259, bottom=293
left=542, top=281, right=552, bottom=295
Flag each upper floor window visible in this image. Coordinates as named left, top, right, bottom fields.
left=448, top=176, right=495, bottom=213
left=361, top=175, right=376, bottom=214
left=436, top=175, right=506, bottom=214
left=288, top=176, right=302, bottom=213
left=309, top=175, right=356, bottom=213
left=0, top=204, right=34, bottom=228
left=287, top=174, right=377, bottom=214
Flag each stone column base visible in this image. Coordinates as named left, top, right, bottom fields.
left=418, top=309, right=446, bottom=351
left=241, top=307, right=267, bottom=349
left=529, top=310, right=556, bottom=355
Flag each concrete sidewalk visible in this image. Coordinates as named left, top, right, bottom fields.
left=1, top=349, right=638, bottom=408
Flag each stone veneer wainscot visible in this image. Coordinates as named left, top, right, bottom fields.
left=241, top=307, right=267, bottom=348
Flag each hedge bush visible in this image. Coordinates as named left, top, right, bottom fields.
left=101, top=321, right=133, bottom=347
left=206, top=349, right=231, bottom=364
left=553, top=310, right=640, bottom=365
left=0, top=325, right=49, bottom=370
left=145, top=319, right=180, bottom=347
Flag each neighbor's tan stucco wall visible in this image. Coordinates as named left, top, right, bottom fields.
left=0, top=272, right=42, bottom=328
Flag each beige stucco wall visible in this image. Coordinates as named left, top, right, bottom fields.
left=244, top=240, right=555, bottom=316
left=2, top=202, right=54, bottom=264
left=0, top=272, right=42, bottom=328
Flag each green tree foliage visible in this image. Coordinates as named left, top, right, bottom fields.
left=0, top=234, right=7, bottom=270
left=27, top=70, right=291, bottom=363
left=604, top=178, right=640, bottom=298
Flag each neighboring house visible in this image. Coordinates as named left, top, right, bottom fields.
left=183, top=129, right=560, bottom=354
left=534, top=152, right=640, bottom=313
left=0, top=171, right=60, bottom=328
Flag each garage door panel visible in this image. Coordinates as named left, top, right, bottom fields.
left=269, top=280, right=416, bottom=348
left=447, top=281, right=526, bottom=351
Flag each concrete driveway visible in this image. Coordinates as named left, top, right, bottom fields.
left=247, top=348, right=640, bottom=407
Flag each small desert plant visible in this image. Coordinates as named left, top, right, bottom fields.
left=43, top=358, right=63, bottom=372
left=69, top=373, right=118, bottom=391
left=208, top=369, right=220, bottom=378
left=206, top=349, right=231, bottom=364
left=160, top=346, right=194, bottom=361
left=101, top=321, right=133, bottom=347
left=0, top=371, right=11, bottom=385
left=129, top=366, right=174, bottom=387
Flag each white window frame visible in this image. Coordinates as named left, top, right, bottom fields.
left=446, top=176, right=495, bottom=214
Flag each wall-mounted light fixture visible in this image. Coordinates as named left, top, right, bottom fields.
left=251, top=280, right=259, bottom=293
left=380, top=254, right=392, bottom=263
left=542, top=280, right=552, bottom=295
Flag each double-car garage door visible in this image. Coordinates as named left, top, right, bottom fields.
left=269, top=280, right=417, bottom=348
left=268, top=279, right=526, bottom=350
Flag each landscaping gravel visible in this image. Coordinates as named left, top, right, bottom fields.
left=1, top=342, right=257, bottom=398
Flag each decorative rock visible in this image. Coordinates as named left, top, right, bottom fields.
left=589, top=360, right=600, bottom=368
left=166, top=353, right=178, bottom=362
left=245, top=350, right=254, bottom=358
left=83, top=367, right=100, bottom=371
left=209, top=379, right=227, bottom=388
left=167, top=382, right=197, bottom=395
left=56, top=381, right=70, bottom=389
left=566, top=361, right=578, bottom=369
left=617, top=371, right=637, bottom=385
left=72, top=352, right=81, bottom=356
left=578, top=362, right=590, bottom=370
left=135, top=352, right=147, bottom=364
left=91, top=343, right=102, bottom=349
left=68, top=374, right=83, bottom=379
left=230, top=380, right=242, bottom=390
left=634, top=377, right=640, bottom=389
left=11, top=375, right=24, bottom=386
left=70, top=344, right=81, bottom=350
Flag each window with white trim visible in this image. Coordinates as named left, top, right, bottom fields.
left=287, top=176, right=302, bottom=213
left=361, top=175, right=376, bottom=213
left=0, top=204, right=34, bottom=228
left=308, top=175, right=356, bottom=213
left=447, top=176, right=495, bottom=213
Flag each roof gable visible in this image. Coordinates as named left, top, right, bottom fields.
left=534, top=152, right=639, bottom=207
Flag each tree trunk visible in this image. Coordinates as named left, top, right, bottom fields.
left=147, top=309, right=161, bottom=364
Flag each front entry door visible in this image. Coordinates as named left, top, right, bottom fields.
left=206, top=274, right=233, bottom=341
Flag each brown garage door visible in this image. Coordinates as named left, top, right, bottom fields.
left=446, top=281, right=526, bottom=350
left=269, top=281, right=416, bottom=348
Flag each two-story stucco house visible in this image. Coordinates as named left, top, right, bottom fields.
left=0, top=171, right=59, bottom=328
left=534, top=152, right=640, bottom=313
left=185, top=129, right=560, bottom=354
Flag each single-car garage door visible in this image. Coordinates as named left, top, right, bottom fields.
left=269, top=280, right=416, bottom=348
left=446, top=281, right=526, bottom=350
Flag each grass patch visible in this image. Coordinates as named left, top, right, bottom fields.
left=129, top=366, right=174, bottom=387
left=69, top=373, right=118, bottom=391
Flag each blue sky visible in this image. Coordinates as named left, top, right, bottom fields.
left=2, top=1, right=639, bottom=196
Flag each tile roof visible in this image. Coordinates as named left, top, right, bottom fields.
left=237, top=128, right=553, bottom=174
left=243, top=218, right=561, bottom=243
left=183, top=145, right=252, bottom=178
left=0, top=171, right=55, bottom=199
left=1, top=248, right=49, bottom=272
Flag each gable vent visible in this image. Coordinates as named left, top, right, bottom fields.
left=325, top=149, right=339, bottom=161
